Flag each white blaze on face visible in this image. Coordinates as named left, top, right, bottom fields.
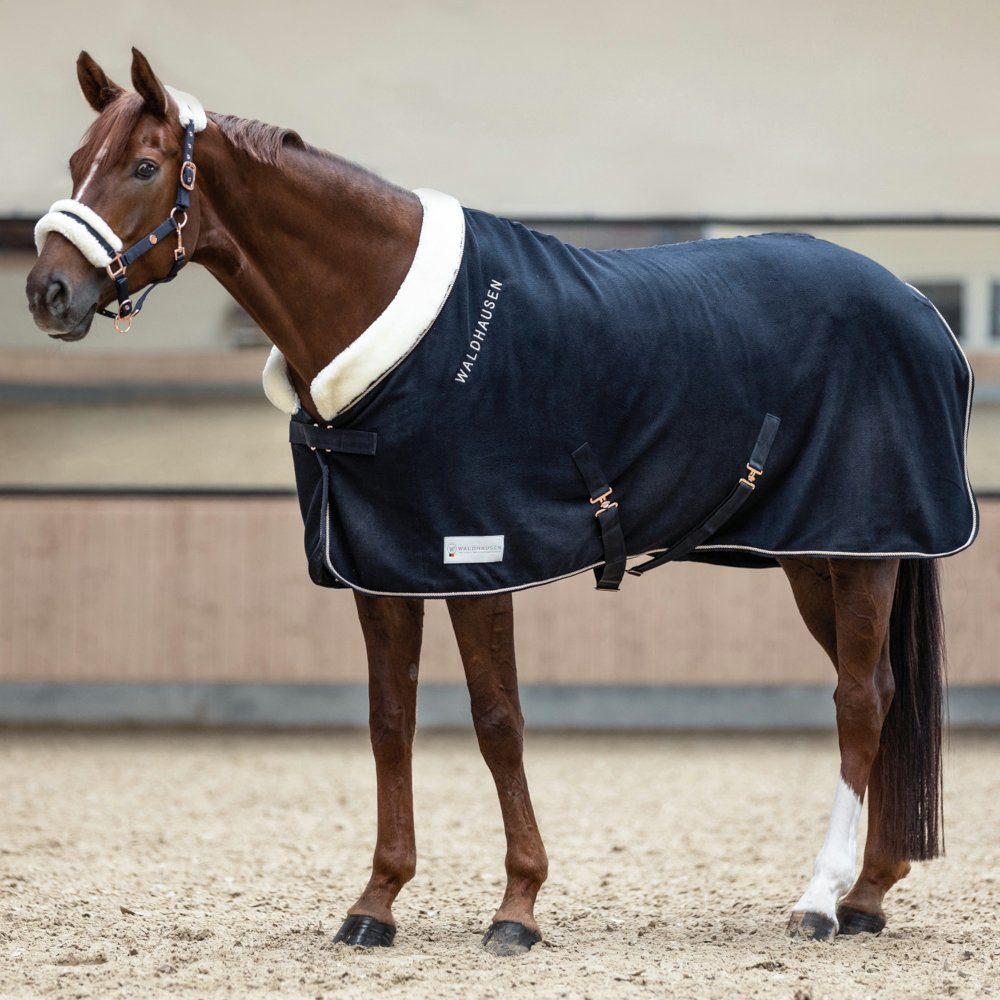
left=792, top=775, right=862, bottom=924
left=73, top=140, right=109, bottom=202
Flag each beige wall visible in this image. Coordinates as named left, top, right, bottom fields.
left=5, top=1, right=1000, bottom=217
left=0, top=494, right=995, bottom=686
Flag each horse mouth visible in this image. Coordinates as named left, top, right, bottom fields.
left=48, top=308, right=96, bottom=342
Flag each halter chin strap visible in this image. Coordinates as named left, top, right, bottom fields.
left=34, top=89, right=206, bottom=334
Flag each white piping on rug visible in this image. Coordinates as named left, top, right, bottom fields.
left=261, top=188, right=466, bottom=421
left=906, top=283, right=979, bottom=549
left=792, top=776, right=862, bottom=924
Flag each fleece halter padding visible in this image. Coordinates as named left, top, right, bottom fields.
left=34, top=198, right=123, bottom=268
left=34, top=86, right=207, bottom=331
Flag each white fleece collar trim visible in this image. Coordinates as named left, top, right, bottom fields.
left=262, top=345, right=300, bottom=415
left=261, top=188, right=466, bottom=420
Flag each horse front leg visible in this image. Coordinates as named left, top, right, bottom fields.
left=447, top=594, right=548, bottom=956
left=334, top=593, right=424, bottom=948
left=784, top=558, right=899, bottom=942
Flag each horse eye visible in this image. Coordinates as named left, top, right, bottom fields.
left=134, top=160, right=158, bottom=180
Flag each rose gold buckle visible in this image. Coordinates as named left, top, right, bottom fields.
left=114, top=312, right=133, bottom=334
left=106, top=255, right=126, bottom=280
left=740, top=463, right=764, bottom=490
left=180, top=161, right=197, bottom=191
left=589, top=485, right=616, bottom=516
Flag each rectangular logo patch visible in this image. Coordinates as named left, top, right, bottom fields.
left=443, top=535, right=505, bottom=564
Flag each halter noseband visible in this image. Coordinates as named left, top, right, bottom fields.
left=34, top=88, right=205, bottom=334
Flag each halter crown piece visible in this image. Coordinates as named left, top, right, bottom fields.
left=34, top=86, right=208, bottom=333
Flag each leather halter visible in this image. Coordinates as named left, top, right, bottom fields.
left=95, top=121, right=198, bottom=332
left=34, top=115, right=200, bottom=334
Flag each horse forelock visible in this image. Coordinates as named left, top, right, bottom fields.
left=69, top=93, right=147, bottom=183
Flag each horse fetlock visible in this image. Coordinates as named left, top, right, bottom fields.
left=372, top=851, right=416, bottom=891
left=505, top=846, right=548, bottom=889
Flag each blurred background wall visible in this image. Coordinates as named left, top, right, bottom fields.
left=1, top=1, right=997, bottom=725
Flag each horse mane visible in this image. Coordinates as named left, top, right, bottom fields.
left=207, top=112, right=405, bottom=197
left=207, top=112, right=305, bottom=166
left=70, top=93, right=399, bottom=195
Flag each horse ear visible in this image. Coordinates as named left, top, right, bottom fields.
left=130, top=47, right=168, bottom=118
left=77, top=51, right=123, bottom=113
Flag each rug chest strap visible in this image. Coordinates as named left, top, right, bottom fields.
left=289, top=422, right=378, bottom=455
left=628, top=412, right=781, bottom=577
left=571, top=443, right=627, bottom=591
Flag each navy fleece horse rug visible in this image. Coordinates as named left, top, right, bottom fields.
left=262, top=189, right=977, bottom=597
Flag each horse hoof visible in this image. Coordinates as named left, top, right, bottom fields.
left=481, top=920, right=541, bottom=956
left=333, top=914, right=396, bottom=948
left=787, top=910, right=836, bottom=942
left=836, top=905, right=886, bottom=936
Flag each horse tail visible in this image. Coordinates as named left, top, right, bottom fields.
left=874, top=558, right=946, bottom=861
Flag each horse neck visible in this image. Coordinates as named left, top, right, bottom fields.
left=190, top=125, right=422, bottom=415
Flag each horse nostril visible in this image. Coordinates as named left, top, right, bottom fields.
left=45, top=276, right=70, bottom=317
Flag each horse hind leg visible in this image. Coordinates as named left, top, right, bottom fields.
left=782, top=557, right=899, bottom=942
left=834, top=746, right=912, bottom=935
left=837, top=560, right=945, bottom=934
left=448, top=593, right=548, bottom=956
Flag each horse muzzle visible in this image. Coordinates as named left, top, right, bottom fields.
left=26, top=264, right=98, bottom=339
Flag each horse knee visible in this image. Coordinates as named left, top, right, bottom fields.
left=472, top=698, right=524, bottom=763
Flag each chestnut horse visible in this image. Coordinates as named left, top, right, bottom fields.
left=27, top=50, right=947, bottom=954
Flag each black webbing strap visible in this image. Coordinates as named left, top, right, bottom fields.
left=289, top=422, right=378, bottom=455
left=571, top=442, right=627, bottom=591
left=98, top=215, right=185, bottom=320
left=628, top=413, right=781, bottom=577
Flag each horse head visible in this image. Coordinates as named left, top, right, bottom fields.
left=27, top=49, right=204, bottom=338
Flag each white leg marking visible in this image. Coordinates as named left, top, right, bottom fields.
left=73, top=141, right=108, bottom=201
left=793, top=776, right=862, bottom=924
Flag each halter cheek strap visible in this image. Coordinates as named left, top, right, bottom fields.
left=34, top=89, right=205, bottom=334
